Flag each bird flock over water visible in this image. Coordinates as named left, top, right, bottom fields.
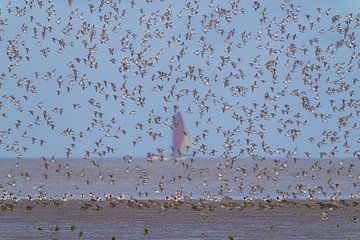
left=0, top=0, right=359, bottom=204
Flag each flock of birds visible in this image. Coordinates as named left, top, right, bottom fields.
left=0, top=0, right=359, bottom=205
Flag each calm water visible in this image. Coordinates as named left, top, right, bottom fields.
left=0, top=158, right=358, bottom=201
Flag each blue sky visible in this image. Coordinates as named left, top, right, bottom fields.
left=0, top=0, right=359, bottom=159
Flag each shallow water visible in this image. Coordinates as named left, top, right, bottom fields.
left=0, top=158, right=358, bottom=200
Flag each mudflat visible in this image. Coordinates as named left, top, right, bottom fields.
left=0, top=199, right=359, bottom=239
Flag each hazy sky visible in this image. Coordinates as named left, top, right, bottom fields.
left=0, top=0, right=359, bottom=159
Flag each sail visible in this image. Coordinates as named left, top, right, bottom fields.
left=173, top=112, right=184, bottom=156
left=172, top=112, right=194, bottom=157
left=183, top=127, right=194, bottom=152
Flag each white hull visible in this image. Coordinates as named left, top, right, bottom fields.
left=147, top=155, right=188, bottom=161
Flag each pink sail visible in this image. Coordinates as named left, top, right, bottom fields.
left=173, top=112, right=185, bottom=157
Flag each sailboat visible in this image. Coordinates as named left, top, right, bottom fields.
left=147, top=112, right=194, bottom=161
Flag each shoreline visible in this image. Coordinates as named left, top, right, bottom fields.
left=1, top=198, right=358, bottom=211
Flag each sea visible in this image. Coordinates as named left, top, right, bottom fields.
left=0, top=157, right=358, bottom=201
left=0, top=158, right=359, bottom=239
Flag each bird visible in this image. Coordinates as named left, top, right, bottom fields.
left=0, top=1, right=357, bottom=225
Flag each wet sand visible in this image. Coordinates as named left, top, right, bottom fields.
left=0, top=199, right=359, bottom=239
